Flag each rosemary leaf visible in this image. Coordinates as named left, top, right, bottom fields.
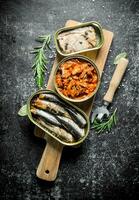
left=31, top=34, right=51, bottom=88
left=114, top=52, right=127, bottom=64
left=18, top=104, right=28, bottom=116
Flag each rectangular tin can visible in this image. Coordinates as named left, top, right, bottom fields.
left=54, top=21, right=104, bottom=57
left=27, top=89, right=90, bottom=147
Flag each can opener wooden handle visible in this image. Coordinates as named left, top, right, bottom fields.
left=103, top=58, right=129, bottom=103
left=36, top=135, right=63, bottom=181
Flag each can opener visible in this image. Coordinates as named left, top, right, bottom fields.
left=91, top=58, right=129, bottom=123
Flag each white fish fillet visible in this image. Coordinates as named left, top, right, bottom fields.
left=58, top=26, right=97, bottom=53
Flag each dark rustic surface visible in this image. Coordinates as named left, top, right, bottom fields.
left=0, top=0, right=139, bottom=199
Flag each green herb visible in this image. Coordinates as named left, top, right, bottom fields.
left=92, top=108, right=117, bottom=133
left=31, top=35, right=51, bottom=88
left=18, top=104, right=28, bottom=116
left=114, top=52, right=127, bottom=64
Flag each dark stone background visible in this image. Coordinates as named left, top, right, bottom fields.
left=0, top=0, right=139, bottom=199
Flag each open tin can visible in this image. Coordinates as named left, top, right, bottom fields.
left=27, top=89, right=90, bottom=147
left=54, top=21, right=104, bottom=57
left=26, top=89, right=90, bottom=181
left=54, top=55, right=100, bottom=103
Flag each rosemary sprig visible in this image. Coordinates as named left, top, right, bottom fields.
left=31, top=35, right=51, bottom=88
left=92, top=108, right=117, bottom=133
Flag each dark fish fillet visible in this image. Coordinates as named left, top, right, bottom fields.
left=57, top=115, right=85, bottom=139
left=37, top=117, right=74, bottom=143
left=39, top=93, right=66, bottom=106
left=31, top=107, right=61, bottom=127
left=65, top=107, right=86, bottom=128
left=33, top=98, right=70, bottom=118
left=39, top=93, right=87, bottom=128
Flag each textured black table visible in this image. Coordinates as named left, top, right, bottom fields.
left=0, top=0, right=139, bottom=199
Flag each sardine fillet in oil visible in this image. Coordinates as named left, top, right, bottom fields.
left=37, top=117, right=74, bottom=143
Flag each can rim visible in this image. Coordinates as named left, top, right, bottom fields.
left=27, top=89, right=90, bottom=146
left=54, top=55, right=100, bottom=103
left=54, top=21, right=104, bottom=57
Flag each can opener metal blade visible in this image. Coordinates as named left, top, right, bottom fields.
left=91, top=57, right=129, bottom=123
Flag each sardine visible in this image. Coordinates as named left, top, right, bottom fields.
left=65, top=107, right=87, bottom=128
left=37, top=117, right=74, bottom=143
left=56, top=115, right=85, bottom=139
left=39, top=93, right=87, bottom=128
left=31, top=107, right=61, bottom=127
left=33, top=98, right=70, bottom=118
left=39, top=93, right=66, bottom=106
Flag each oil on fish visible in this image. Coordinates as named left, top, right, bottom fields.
left=37, top=117, right=74, bottom=143
left=39, top=93, right=86, bottom=128
left=30, top=92, right=87, bottom=142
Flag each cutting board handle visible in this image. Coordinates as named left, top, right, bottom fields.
left=36, top=138, right=63, bottom=181
left=103, top=58, right=128, bottom=103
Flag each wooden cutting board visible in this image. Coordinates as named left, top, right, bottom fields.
left=34, top=20, right=114, bottom=181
